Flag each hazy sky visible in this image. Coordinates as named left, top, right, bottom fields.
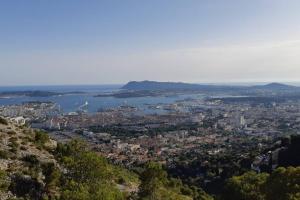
left=1, top=0, right=300, bottom=86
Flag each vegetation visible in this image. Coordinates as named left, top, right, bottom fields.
left=222, top=167, right=300, bottom=200
left=0, top=170, right=10, bottom=192
left=34, top=130, right=50, bottom=149
left=7, top=130, right=17, bottom=135
left=22, top=154, right=39, bottom=166
left=56, top=140, right=125, bottom=200
left=138, top=162, right=212, bottom=200
left=8, top=137, right=19, bottom=154
left=0, top=117, right=8, bottom=125
left=0, top=150, right=10, bottom=159
left=222, top=171, right=268, bottom=200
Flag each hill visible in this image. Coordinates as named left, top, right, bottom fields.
left=252, top=82, right=297, bottom=90
left=122, top=81, right=299, bottom=92
left=122, top=81, right=244, bottom=91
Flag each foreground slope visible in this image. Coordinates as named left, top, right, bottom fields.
left=0, top=117, right=208, bottom=200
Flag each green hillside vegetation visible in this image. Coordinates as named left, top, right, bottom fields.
left=55, top=140, right=136, bottom=200
left=54, top=140, right=208, bottom=200
left=138, top=162, right=212, bottom=200
left=222, top=167, right=300, bottom=200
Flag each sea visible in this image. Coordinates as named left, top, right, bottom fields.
left=0, top=85, right=203, bottom=114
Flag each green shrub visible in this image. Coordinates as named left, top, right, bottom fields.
left=0, top=170, right=10, bottom=192
left=9, top=137, right=19, bottom=153
left=138, top=162, right=207, bottom=200
left=34, top=130, right=50, bottom=148
left=22, top=154, right=39, bottom=166
left=20, top=146, right=27, bottom=151
left=9, top=173, right=44, bottom=200
left=221, top=167, right=300, bottom=200
left=58, top=140, right=125, bottom=200
left=264, top=167, right=300, bottom=200
left=0, top=117, right=8, bottom=125
left=9, top=137, right=18, bottom=142
left=0, top=150, right=10, bottom=159
left=7, top=130, right=17, bottom=135
left=42, top=163, right=61, bottom=191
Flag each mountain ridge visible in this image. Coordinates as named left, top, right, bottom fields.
left=122, top=80, right=298, bottom=91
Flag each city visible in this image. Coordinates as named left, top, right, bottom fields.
left=1, top=1, right=300, bottom=199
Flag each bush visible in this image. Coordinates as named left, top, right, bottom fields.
left=42, top=163, right=61, bottom=191
left=7, top=130, right=17, bottom=135
left=20, top=146, right=27, bottom=151
left=22, top=154, right=39, bottom=166
left=138, top=162, right=209, bottom=200
left=264, top=167, right=300, bottom=200
left=0, top=150, right=10, bottom=159
left=9, top=137, right=19, bottom=154
left=0, top=170, right=10, bottom=192
left=9, top=173, right=44, bottom=200
left=0, top=117, right=8, bottom=125
left=34, top=130, right=50, bottom=148
left=58, top=140, right=125, bottom=200
left=221, top=167, right=300, bottom=200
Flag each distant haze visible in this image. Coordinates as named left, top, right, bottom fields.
left=0, top=1, right=300, bottom=86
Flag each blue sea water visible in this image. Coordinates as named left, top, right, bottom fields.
left=0, top=85, right=202, bottom=114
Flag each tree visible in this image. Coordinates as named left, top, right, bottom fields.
left=138, top=162, right=211, bottom=200
left=0, top=170, right=10, bottom=192
left=264, top=167, right=300, bottom=200
left=57, top=140, right=124, bottom=200
left=221, top=167, right=300, bottom=200
left=222, top=171, right=269, bottom=200
left=139, top=162, right=168, bottom=199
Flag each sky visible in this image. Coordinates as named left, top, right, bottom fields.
left=0, top=0, right=300, bottom=86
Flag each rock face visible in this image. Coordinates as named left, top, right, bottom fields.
left=0, top=118, right=58, bottom=200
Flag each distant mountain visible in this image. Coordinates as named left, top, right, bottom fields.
left=265, top=82, right=293, bottom=88
left=252, top=82, right=297, bottom=90
left=122, top=81, right=299, bottom=92
left=122, top=80, right=243, bottom=91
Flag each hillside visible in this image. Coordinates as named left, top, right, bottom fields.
left=0, top=117, right=209, bottom=200
left=0, top=118, right=59, bottom=199
left=0, top=118, right=138, bottom=200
